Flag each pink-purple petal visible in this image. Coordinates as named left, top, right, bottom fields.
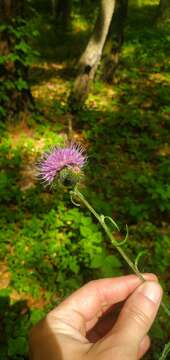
left=38, top=144, right=86, bottom=185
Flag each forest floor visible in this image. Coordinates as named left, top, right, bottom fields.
left=0, top=2, right=170, bottom=359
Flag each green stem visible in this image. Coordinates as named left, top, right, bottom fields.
left=73, top=188, right=170, bottom=317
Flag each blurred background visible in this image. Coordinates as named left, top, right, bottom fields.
left=0, top=0, right=170, bottom=359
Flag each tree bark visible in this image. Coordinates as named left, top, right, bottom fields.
left=0, top=0, right=25, bottom=19
left=102, top=0, right=128, bottom=83
left=0, top=0, right=33, bottom=119
left=69, top=0, right=116, bottom=110
left=157, top=0, right=170, bottom=25
left=56, top=0, right=72, bottom=30
left=51, top=0, right=57, bottom=18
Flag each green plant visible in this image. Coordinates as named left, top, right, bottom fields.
left=0, top=17, right=39, bottom=118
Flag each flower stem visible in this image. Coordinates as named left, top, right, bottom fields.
left=73, top=188, right=170, bottom=317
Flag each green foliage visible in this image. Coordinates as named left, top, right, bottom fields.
left=0, top=17, right=39, bottom=118
left=0, top=1, right=170, bottom=359
left=4, top=202, right=122, bottom=297
left=159, top=342, right=170, bottom=360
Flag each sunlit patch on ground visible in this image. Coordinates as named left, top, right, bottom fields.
left=0, top=263, right=11, bottom=290
left=31, top=62, right=70, bottom=105
left=0, top=2, right=170, bottom=358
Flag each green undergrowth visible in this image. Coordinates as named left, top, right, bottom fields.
left=0, top=1, right=170, bottom=359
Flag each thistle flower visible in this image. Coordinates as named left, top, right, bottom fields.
left=38, top=143, right=86, bottom=187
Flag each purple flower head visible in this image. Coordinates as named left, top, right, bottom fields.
left=38, top=143, right=86, bottom=187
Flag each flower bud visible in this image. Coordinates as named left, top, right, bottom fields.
left=59, top=166, right=83, bottom=188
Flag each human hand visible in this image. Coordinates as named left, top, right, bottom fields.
left=29, top=274, right=162, bottom=360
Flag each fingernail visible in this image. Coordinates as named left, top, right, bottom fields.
left=139, top=282, right=162, bottom=304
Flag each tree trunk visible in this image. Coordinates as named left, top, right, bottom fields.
left=0, top=0, right=25, bottom=22
left=102, top=0, right=128, bottom=83
left=51, top=0, right=57, bottom=18
left=157, top=0, right=170, bottom=25
left=56, top=0, right=71, bottom=30
left=0, top=0, right=33, bottom=120
left=69, top=0, right=116, bottom=110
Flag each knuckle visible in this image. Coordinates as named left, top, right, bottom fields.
left=46, top=311, right=52, bottom=322
left=127, top=303, right=150, bottom=328
left=86, top=279, right=97, bottom=288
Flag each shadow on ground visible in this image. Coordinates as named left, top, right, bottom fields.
left=0, top=296, right=30, bottom=359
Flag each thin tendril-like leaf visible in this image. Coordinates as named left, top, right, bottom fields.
left=159, top=342, right=170, bottom=360
left=102, top=215, right=129, bottom=246
left=125, top=224, right=129, bottom=242
left=102, top=215, right=120, bottom=231
left=70, top=192, right=80, bottom=207
left=135, top=251, right=147, bottom=272
left=113, top=224, right=129, bottom=246
left=121, top=224, right=129, bottom=245
left=73, top=188, right=170, bottom=317
left=102, top=216, right=128, bottom=247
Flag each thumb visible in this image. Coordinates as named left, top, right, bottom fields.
left=111, top=281, right=162, bottom=354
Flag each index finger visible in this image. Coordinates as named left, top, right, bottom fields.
left=50, top=274, right=157, bottom=334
